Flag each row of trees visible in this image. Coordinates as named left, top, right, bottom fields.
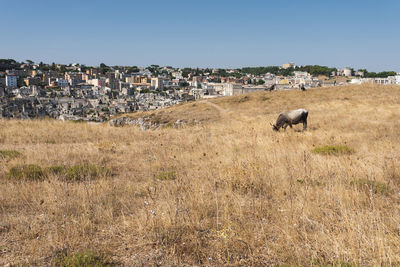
left=296, top=65, right=337, bottom=76
left=1, top=59, right=398, bottom=79
left=357, top=69, right=397, bottom=78
left=241, top=65, right=336, bottom=77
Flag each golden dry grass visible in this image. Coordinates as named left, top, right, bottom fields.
left=1, top=84, right=400, bottom=266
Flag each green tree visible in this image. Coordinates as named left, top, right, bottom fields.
left=256, top=79, right=265, bottom=85
left=182, top=68, right=192, bottom=78
left=59, top=65, right=67, bottom=73
left=363, top=70, right=397, bottom=78
left=99, top=63, right=109, bottom=74
left=180, top=81, right=189, bottom=87
left=127, top=66, right=139, bottom=73
left=17, top=77, right=26, bottom=87
left=147, top=66, right=159, bottom=76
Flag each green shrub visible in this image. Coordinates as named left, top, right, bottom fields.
left=312, top=145, right=354, bottom=155
left=46, top=139, right=56, bottom=144
left=8, top=164, right=45, bottom=181
left=49, top=164, right=112, bottom=181
left=47, top=165, right=65, bottom=175
left=155, top=171, right=176, bottom=181
left=351, top=179, right=390, bottom=195
left=57, top=250, right=112, bottom=267
left=8, top=164, right=112, bottom=182
left=0, top=150, right=22, bottom=159
left=64, top=164, right=112, bottom=181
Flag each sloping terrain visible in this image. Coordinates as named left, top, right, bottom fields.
left=1, top=84, right=400, bottom=266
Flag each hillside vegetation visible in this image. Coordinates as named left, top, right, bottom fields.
left=1, top=84, right=400, bottom=266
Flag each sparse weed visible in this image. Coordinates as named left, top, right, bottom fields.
left=154, top=171, right=176, bottom=181
left=312, top=145, right=354, bottom=155
left=0, top=150, right=21, bottom=160
left=351, top=179, right=390, bottom=195
left=56, top=250, right=113, bottom=267
left=237, top=95, right=250, bottom=103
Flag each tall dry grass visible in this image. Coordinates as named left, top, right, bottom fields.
left=1, top=84, right=400, bottom=266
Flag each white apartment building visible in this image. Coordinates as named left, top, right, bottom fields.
left=88, top=78, right=106, bottom=87
left=172, top=72, right=183, bottom=79
left=374, top=77, right=396, bottom=85
left=223, top=83, right=243, bottom=96
left=151, top=78, right=164, bottom=90
left=343, top=68, right=353, bottom=77
left=395, top=75, right=400, bottom=85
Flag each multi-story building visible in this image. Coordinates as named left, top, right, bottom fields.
left=343, top=68, right=353, bottom=77
left=355, top=71, right=364, bottom=77
left=0, top=77, right=6, bottom=87
left=6, top=75, right=17, bottom=88
left=88, top=78, right=106, bottom=88
left=374, top=77, right=396, bottom=85
left=151, top=78, right=164, bottom=90
left=172, top=71, right=183, bottom=79
left=24, top=76, right=42, bottom=86
left=282, top=62, right=295, bottom=69
left=107, top=78, right=120, bottom=90
left=223, top=83, right=243, bottom=96
left=57, top=78, right=69, bottom=87
left=65, top=72, right=83, bottom=84
left=86, top=69, right=101, bottom=76
left=396, top=74, right=400, bottom=85
left=119, top=81, right=130, bottom=91
left=125, top=76, right=145, bottom=85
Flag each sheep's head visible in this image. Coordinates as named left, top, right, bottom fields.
left=270, top=122, right=279, bottom=131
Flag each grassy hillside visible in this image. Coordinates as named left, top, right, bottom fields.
left=1, top=84, right=400, bottom=266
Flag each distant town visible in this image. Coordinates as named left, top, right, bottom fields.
left=1, top=59, right=399, bottom=122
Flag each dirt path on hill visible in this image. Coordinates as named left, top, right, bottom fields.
left=199, top=100, right=228, bottom=116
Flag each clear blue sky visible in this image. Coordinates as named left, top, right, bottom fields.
left=2, top=0, right=399, bottom=71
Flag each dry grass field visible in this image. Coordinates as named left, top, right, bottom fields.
left=1, top=84, right=400, bottom=266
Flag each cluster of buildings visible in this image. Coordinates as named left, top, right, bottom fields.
left=350, top=76, right=400, bottom=85
left=1, top=61, right=399, bottom=121
left=0, top=65, right=193, bottom=121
